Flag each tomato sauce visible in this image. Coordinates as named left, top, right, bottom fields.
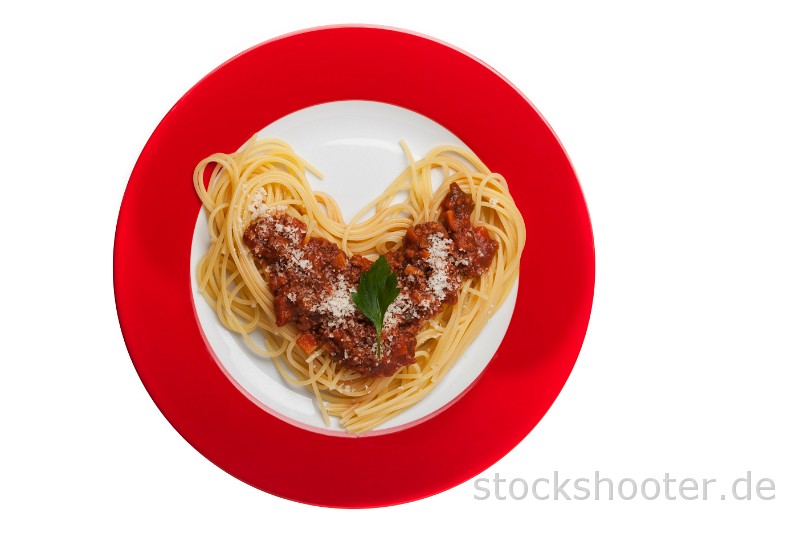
left=242, top=184, right=498, bottom=376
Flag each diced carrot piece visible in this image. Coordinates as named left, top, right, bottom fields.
left=274, top=296, right=294, bottom=326
left=404, top=265, right=424, bottom=278
left=296, top=332, right=319, bottom=354
left=354, top=255, right=372, bottom=270
left=443, top=209, right=457, bottom=231
left=405, top=226, right=420, bottom=244
left=331, top=251, right=347, bottom=269
left=475, top=226, right=490, bottom=239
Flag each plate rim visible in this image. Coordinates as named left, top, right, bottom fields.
left=114, top=24, right=595, bottom=508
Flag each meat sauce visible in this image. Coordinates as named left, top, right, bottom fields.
left=242, top=183, right=498, bottom=377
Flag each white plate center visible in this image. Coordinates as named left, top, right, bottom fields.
left=191, top=101, right=516, bottom=435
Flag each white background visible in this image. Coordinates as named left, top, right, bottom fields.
left=2, top=0, right=798, bottom=530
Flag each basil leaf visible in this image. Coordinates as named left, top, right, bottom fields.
left=351, top=255, right=400, bottom=359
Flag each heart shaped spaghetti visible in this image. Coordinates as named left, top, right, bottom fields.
left=194, top=137, right=525, bottom=433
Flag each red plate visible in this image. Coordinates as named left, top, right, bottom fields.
left=114, top=25, right=594, bottom=507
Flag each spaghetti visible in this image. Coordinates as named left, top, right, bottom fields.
left=193, top=137, right=525, bottom=433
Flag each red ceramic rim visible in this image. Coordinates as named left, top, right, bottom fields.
left=114, top=25, right=595, bottom=508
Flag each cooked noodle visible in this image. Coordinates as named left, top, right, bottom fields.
left=194, top=137, right=524, bottom=433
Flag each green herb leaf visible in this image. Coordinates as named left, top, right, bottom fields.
left=351, top=255, right=401, bottom=359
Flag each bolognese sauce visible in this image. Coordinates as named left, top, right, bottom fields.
left=242, top=183, right=498, bottom=377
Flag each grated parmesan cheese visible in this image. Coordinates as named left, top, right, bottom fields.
left=274, top=222, right=301, bottom=244
left=287, top=248, right=311, bottom=270
left=383, top=292, right=414, bottom=330
left=313, top=275, right=356, bottom=327
left=426, top=233, right=455, bottom=301
left=247, top=190, right=287, bottom=220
